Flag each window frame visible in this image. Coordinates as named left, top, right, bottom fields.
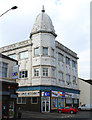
left=58, top=53, right=63, bottom=62
left=43, top=68, right=48, bottom=77
left=43, top=47, right=48, bottom=55
left=34, top=68, right=39, bottom=77
left=34, top=47, right=39, bottom=56
left=66, top=57, right=70, bottom=65
left=17, top=97, right=26, bottom=104
left=19, top=70, right=28, bottom=78
left=19, top=51, right=28, bottom=59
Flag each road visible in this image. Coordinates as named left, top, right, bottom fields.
left=20, top=111, right=92, bottom=120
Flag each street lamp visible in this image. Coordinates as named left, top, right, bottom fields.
left=0, top=6, right=18, bottom=17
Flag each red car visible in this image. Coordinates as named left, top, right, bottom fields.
left=57, top=106, right=78, bottom=114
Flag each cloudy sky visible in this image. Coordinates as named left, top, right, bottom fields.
left=0, top=0, right=90, bottom=79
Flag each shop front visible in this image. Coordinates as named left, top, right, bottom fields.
left=41, top=92, right=50, bottom=112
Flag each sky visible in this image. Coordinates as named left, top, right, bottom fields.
left=0, top=0, right=90, bottom=79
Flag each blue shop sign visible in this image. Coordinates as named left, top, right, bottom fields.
left=42, top=92, right=50, bottom=97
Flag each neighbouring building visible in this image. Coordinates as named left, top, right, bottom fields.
left=0, top=7, right=80, bottom=112
left=0, top=53, right=18, bottom=118
left=78, top=78, right=92, bottom=108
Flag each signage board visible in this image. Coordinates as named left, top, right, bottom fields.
left=18, top=91, right=40, bottom=97
left=41, top=92, right=50, bottom=97
left=12, top=65, right=19, bottom=79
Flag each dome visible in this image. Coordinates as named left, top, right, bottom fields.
left=30, top=6, right=57, bottom=37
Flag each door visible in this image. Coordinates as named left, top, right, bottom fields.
left=41, top=97, right=50, bottom=112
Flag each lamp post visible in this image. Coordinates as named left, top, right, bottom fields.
left=0, top=6, right=18, bottom=17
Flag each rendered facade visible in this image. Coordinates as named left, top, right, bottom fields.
left=0, top=7, right=80, bottom=112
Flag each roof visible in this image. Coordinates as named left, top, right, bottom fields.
left=79, top=78, right=92, bottom=85
left=0, top=53, right=18, bottom=62
left=30, top=6, right=57, bottom=37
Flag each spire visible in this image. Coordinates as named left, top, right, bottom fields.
left=41, top=5, right=45, bottom=12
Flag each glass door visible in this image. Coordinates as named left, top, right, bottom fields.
left=41, top=97, right=50, bottom=112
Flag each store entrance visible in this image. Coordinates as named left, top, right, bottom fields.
left=41, top=97, right=50, bottom=112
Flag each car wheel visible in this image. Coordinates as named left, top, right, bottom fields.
left=58, top=110, right=62, bottom=113
left=78, top=108, right=81, bottom=111
left=70, top=110, right=74, bottom=114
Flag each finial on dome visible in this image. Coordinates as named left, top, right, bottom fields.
left=42, top=5, right=45, bottom=12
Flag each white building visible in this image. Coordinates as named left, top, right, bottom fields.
left=0, top=7, right=80, bottom=112
left=78, top=78, right=92, bottom=109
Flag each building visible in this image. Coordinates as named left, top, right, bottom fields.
left=0, top=53, right=18, bottom=118
left=0, top=7, right=80, bottom=112
left=78, top=78, right=92, bottom=108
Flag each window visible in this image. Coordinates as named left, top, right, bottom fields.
left=34, top=68, right=39, bottom=76
left=72, top=60, right=76, bottom=68
left=31, top=97, right=38, bottom=104
left=58, top=72, right=63, bottom=80
left=58, top=53, right=63, bottom=62
left=8, top=54, right=16, bottom=60
left=66, top=57, right=70, bottom=65
left=66, top=74, right=70, bottom=83
left=19, top=71, right=28, bottom=78
left=0, top=62, right=8, bottom=78
left=52, top=68, right=55, bottom=77
left=43, top=47, right=48, bottom=55
left=51, top=48, right=54, bottom=57
left=17, top=97, right=26, bottom=104
left=34, top=48, right=39, bottom=56
left=72, top=76, right=76, bottom=84
left=19, top=51, right=28, bottom=59
left=43, top=68, right=48, bottom=76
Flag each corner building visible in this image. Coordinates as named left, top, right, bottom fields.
left=0, top=7, right=80, bottom=112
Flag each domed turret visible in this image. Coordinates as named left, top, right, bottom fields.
left=30, top=6, right=57, bottom=38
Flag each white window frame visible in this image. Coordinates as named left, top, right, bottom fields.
left=58, top=53, right=63, bottom=62
left=58, top=72, right=63, bottom=80
left=66, top=74, right=70, bottom=84
left=52, top=68, right=55, bottom=77
left=72, top=60, right=76, bottom=68
left=34, top=47, right=39, bottom=56
left=43, top=68, right=48, bottom=76
left=43, top=47, right=48, bottom=55
left=17, top=97, right=26, bottom=104
left=19, top=51, right=28, bottom=59
left=34, top=68, right=39, bottom=76
left=51, top=48, right=54, bottom=57
left=72, top=76, right=76, bottom=85
left=19, top=70, right=28, bottom=78
left=66, top=57, right=70, bottom=65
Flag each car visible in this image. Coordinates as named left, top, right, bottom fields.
left=78, top=104, right=92, bottom=110
left=57, top=106, right=78, bottom=114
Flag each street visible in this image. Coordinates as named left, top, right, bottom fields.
left=19, top=111, right=92, bottom=120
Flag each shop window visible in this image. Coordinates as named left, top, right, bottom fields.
left=43, top=47, right=48, bottom=55
left=31, top=97, right=38, bottom=104
left=34, top=47, right=39, bottom=56
left=19, top=71, right=28, bottom=78
left=51, top=98, right=57, bottom=109
left=66, top=57, right=70, bottom=65
left=19, top=51, right=28, bottom=59
left=58, top=53, right=63, bottom=62
left=17, top=97, right=26, bottom=104
left=8, top=54, right=16, bottom=60
left=0, top=62, right=8, bottom=78
left=34, top=68, right=39, bottom=76
left=43, top=68, right=48, bottom=76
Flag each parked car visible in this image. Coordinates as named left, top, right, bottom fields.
left=57, top=106, right=78, bottom=114
left=78, top=104, right=92, bottom=110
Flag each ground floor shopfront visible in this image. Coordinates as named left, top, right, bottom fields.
left=16, top=86, right=80, bottom=112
